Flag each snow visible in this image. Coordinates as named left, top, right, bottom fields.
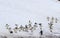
left=0, top=0, right=60, bottom=38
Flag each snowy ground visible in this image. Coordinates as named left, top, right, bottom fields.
left=0, top=34, right=60, bottom=38
left=0, top=0, right=60, bottom=38
left=0, top=32, right=60, bottom=38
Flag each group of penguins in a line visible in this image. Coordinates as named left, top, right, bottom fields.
left=5, top=17, right=58, bottom=35
left=5, top=20, right=43, bottom=35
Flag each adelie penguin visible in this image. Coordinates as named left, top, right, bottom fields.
left=40, top=30, right=43, bottom=35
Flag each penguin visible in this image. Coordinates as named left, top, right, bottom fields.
left=40, top=30, right=43, bottom=35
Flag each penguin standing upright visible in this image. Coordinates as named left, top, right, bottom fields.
left=39, top=23, right=43, bottom=35
left=40, top=29, right=43, bottom=38
left=40, top=30, right=43, bottom=35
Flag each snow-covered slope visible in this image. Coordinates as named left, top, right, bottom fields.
left=0, top=0, right=60, bottom=37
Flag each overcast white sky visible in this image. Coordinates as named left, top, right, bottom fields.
left=0, top=0, right=60, bottom=36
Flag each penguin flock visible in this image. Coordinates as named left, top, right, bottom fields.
left=5, top=17, right=59, bottom=36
